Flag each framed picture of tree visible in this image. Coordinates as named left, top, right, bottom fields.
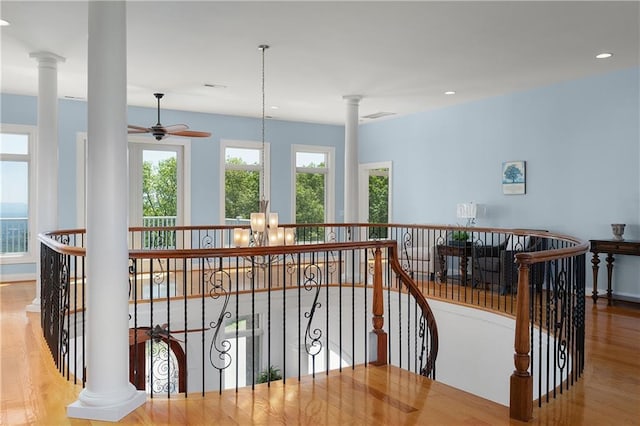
left=502, top=161, right=526, bottom=194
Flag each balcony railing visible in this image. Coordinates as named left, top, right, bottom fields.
left=39, top=223, right=587, bottom=422
left=1, top=217, right=28, bottom=254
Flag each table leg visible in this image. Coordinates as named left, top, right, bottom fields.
left=460, top=255, right=468, bottom=286
left=605, top=253, right=615, bottom=306
left=438, top=253, right=447, bottom=283
left=591, top=252, right=599, bottom=304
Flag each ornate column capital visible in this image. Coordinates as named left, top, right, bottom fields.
left=29, top=51, right=66, bottom=68
left=342, top=94, right=363, bottom=105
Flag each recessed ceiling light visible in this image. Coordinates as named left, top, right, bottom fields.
left=0, top=19, right=10, bottom=26
left=444, top=91, right=456, bottom=95
left=270, top=105, right=279, bottom=110
left=595, top=52, right=613, bottom=59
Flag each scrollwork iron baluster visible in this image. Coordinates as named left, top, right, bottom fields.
left=303, top=264, right=323, bottom=362
left=208, top=268, right=233, bottom=372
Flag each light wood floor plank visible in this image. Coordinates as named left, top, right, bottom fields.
left=1, top=281, right=638, bottom=425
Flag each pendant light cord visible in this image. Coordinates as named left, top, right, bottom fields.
left=259, top=44, right=269, bottom=209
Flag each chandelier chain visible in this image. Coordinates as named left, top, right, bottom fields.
left=259, top=44, right=269, bottom=207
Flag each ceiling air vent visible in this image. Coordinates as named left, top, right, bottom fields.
left=361, top=111, right=396, bottom=120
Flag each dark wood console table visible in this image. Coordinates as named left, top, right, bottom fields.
left=590, top=239, right=640, bottom=305
left=437, top=241, right=473, bottom=285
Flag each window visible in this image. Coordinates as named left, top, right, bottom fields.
left=77, top=135, right=190, bottom=246
left=221, top=140, right=270, bottom=225
left=0, top=125, right=36, bottom=263
left=359, top=162, right=392, bottom=239
left=128, top=138, right=189, bottom=250
left=292, top=145, right=335, bottom=233
left=129, top=330, right=186, bottom=395
left=145, top=339, right=180, bottom=395
left=224, top=314, right=262, bottom=389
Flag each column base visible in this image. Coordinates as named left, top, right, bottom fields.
left=67, top=388, right=146, bottom=422
left=26, top=298, right=41, bottom=312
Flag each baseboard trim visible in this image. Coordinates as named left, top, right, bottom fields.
left=0, top=273, right=36, bottom=283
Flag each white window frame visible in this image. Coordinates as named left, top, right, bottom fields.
left=76, top=134, right=191, bottom=228
left=128, top=136, right=190, bottom=227
left=358, top=161, right=393, bottom=224
left=0, top=124, right=37, bottom=264
left=291, top=144, right=335, bottom=223
left=220, top=140, right=271, bottom=224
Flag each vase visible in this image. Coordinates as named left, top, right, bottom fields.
left=611, top=224, right=625, bottom=241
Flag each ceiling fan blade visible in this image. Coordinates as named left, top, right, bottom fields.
left=162, top=124, right=189, bottom=133
left=169, top=327, right=211, bottom=334
left=168, top=130, right=212, bottom=138
left=128, top=124, right=150, bottom=131
left=128, top=124, right=151, bottom=134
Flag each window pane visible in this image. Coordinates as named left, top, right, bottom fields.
left=0, top=161, right=29, bottom=253
left=225, top=169, right=259, bottom=220
left=146, top=340, right=179, bottom=395
left=296, top=152, right=326, bottom=168
left=226, top=148, right=260, bottom=165
left=142, top=150, right=177, bottom=249
left=368, top=173, right=389, bottom=224
left=368, top=171, right=389, bottom=239
left=0, top=133, right=28, bottom=155
left=296, top=172, right=325, bottom=224
left=142, top=150, right=177, bottom=223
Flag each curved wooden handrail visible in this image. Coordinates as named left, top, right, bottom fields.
left=38, top=232, right=86, bottom=256
left=40, top=223, right=588, bottom=420
left=515, top=241, right=589, bottom=265
left=387, top=244, right=439, bottom=377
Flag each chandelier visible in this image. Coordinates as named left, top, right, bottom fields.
left=233, top=45, right=294, bottom=248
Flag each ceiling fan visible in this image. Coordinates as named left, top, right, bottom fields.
left=129, top=323, right=210, bottom=345
left=128, top=93, right=212, bottom=141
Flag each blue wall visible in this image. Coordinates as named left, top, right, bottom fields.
left=0, top=94, right=344, bottom=277
left=359, top=67, right=640, bottom=298
left=2, top=68, right=639, bottom=299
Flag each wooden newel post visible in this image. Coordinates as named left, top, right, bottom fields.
left=510, top=261, right=533, bottom=421
left=371, top=247, right=388, bottom=366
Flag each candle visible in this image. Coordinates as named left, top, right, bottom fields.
left=268, top=212, right=279, bottom=229
left=250, top=212, right=265, bottom=232
left=284, top=228, right=295, bottom=245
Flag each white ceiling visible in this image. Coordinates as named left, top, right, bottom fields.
left=1, top=1, right=638, bottom=125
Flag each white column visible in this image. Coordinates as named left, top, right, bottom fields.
left=343, top=95, right=362, bottom=226
left=26, top=51, right=65, bottom=312
left=67, top=2, right=146, bottom=421
left=343, top=96, right=362, bottom=282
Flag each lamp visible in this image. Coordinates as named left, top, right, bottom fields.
left=232, top=44, right=294, bottom=249
left=456, top=202, right=477, bottom=227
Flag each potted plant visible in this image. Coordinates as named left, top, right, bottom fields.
left=256, top=365, right=282, bottom=384
left=451, top=230, right=469, bottom=246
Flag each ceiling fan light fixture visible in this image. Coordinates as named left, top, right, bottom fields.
left=127, top=92, right=211, bottom=140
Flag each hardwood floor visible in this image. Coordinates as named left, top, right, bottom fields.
left=1, top=281, right=638, bottom=425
